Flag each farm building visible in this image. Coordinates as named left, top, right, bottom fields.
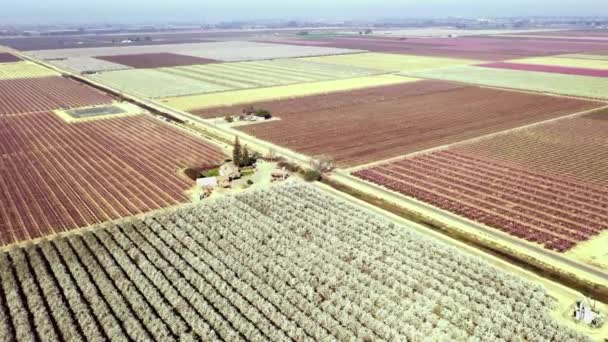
left=573, top=300, right=605, bottom=328
left=197, top=177, right=218, bottom=188
left=197, top=175, right=230, bottom=189
left=272, top=168, right=290, bottom=182
left=220, top=162, right=241, bottom=180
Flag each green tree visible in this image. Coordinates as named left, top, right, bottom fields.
left=254, top=109, right=272, bottom=120
left=303, top=170, right=321, bottom=182
left=241, top=147, right=251, bottom=167
left=233, top=137, right=242, bottom=167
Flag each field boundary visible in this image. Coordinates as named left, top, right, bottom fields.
left=163, top=74, right=417, bottom=112
left=313, top=180, right=608, bottom=338
left=346, top=103, right=608, bottom=172
left=321, top=174, right=608, bottom=303
left=159, top=70, right=396, bottom=101
left=334, top=170, right=608, bottom=278
left=402, top=71, right=608, bottom=101
left=0, top=200, right=190, bottom=252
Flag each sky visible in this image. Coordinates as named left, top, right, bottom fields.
left=1, top=0, right=607, bottom=24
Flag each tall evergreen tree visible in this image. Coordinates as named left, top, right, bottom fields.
left=233, top=137, right=242, bottom=167
left=242, top=147, right=250, bottom=167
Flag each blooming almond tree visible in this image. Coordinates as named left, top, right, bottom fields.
left=0, top=182, right=592, bottom=341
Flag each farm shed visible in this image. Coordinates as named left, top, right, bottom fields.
left=272, top=169, right=290, bottom=182
left=573, top=300, right=605, bottom=328
left=197, top=177, right=218, bottom=188
left=220, top=162, right=241, bottom=180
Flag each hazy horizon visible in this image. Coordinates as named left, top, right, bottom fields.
left=1, top=0, right=607, bottom=25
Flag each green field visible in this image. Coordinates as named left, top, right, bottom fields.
left=94, top=69, right=231, bottom=98
left=513, top=56, right=608, bottom=69
left=96, top=59, right=385, bottom=99
left=555, top=54, right=608, bottom=62
left=404, top=65, right=608, bottom=100
left=168, top=59, right=383, bottom=87
left=161, top=74, right=417, bottom=111
left=303, top=52, right=479, bottom=72
left=0, top=61, right=58, bottom=80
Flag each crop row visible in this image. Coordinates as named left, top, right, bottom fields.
left=405, top=65, right=608, bottom=100
left=173, top=59, right=381, bottom=88
left=513, top=56, right=608, bottom=70
left=194, top=78, right=464, bottom=118
left=0, top=61, right=58, bottom=80
left=239, top=80, right=600, bottom=167
left=478, top=62, right=608, bottom=78
left=302, top=52, right=478, bottom=73
left=95, top=58, right=383, bottom=98
left=262, top=35, right=608, bottom=60
left=93, top=68, right=230, bottom=98
left=168, top=74, right=413, bottom=113
left=457, top=112, right=608, bottom=186
left=0, top=76, right=114, bottom=116
left=0, top=112, right=224, bottom=246
left=354, top=150, right=608, bottom=252
left=0, top=183, right=589, bottom=341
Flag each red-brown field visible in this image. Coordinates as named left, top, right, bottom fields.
left=354, top=150, right=608, bottom=252
left=457, top=110, right=608, bottom=186
left=260, top=36, right=608, bottom=60
left=237, top=80, right=601, bottom=167
left=0, top=76, right=114, bottom=116
left=0, top=53, right=21, bottom=63
left=478, top=62, right=608, bottom=77
left=193, top=79, right=462, bottom=118
left=354, top=111, right=608, bottom=252
left=514, top=29, right=608, bottom=38
left=96, top=53, right=219, bottom=68
left=0, top=112, right=224, bottom=246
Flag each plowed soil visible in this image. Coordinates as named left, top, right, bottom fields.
left=0, top=53, right=21, bottom=63
left=237, top=80, right=602, bottom=167
left=0, top=76, right=114, bottom=116
left=96, top=53, right=219, bottom=68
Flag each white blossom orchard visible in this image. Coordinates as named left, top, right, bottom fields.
left=0, top=183, right=590, bottom=341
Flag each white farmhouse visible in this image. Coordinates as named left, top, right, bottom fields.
left=197, top=177, right=218, bottom=188
left=573, top=300, right=604, bottom=328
